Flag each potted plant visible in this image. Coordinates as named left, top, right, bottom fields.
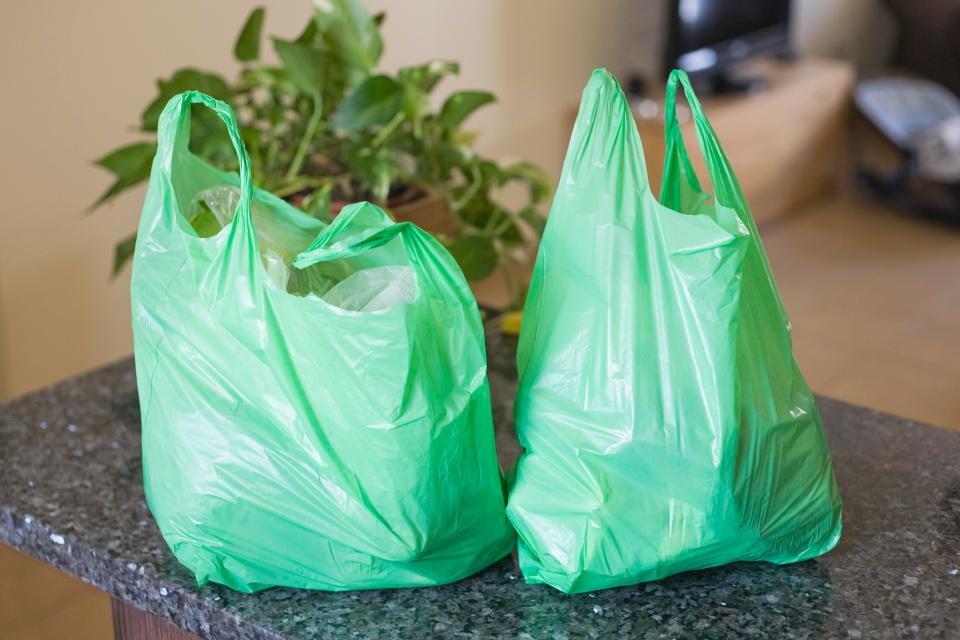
left=93, top=1, right=550, bottom=309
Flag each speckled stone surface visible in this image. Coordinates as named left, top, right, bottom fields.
left=2, top=325, right=959, bottom=639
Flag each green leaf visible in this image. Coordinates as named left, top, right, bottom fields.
left=112, top=234, right=137, bottom=276
left=272, top=38, right=327, bottom=95
left=397, top=60, right=460, bottom=132
left=504, top=161, right=552, bottom=203
left=457, top=194, right=497, bottom=229
left=91, top=142, right=156, bottom=207
left=295, top=13, right=319, bottom=44
left=447, top=234, right=498, bottom=281
left=478, top=159, right=506, bottom=186
left=302, top=183, right=334, bottom=222
left=319, top=0, right=383, bottom=82
left=93, top=175, right=148, bottom=208
left=188, top=107, right=241, bottom=168
left=348, top=146, right=398, bottom=202
left=335, top=75, right=404, bottom=132
left=188, top=206, right=224, bottom=238
left=398, top=60, right=459, bottom=92
left=140, top=69, right=231, bottom=131
left=439, top=90, right=495, bottom=130
left=234, top=6, right=266, bottom=62
left=519, top=206, right=547, bottom=235
left=401, top=84, right=428, bottom=133
left=500, top=220, right=524, bottom=245
left=95, top=142, right=156, bottom=176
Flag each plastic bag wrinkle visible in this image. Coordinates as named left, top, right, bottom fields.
left=189, top=185, right=418, bottom=311
left=132, top=91, right=513, bottom=592
left=506, top=69, right=841, bottom=594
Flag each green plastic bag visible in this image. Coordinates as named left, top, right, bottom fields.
left=131, top=91, right=513, bottom=592
left=506, top=70, right=842, bottom=594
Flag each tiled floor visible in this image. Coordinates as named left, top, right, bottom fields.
left=2, top=191, right=959, bottom=638
left=763, top=196, right=960, bottom=429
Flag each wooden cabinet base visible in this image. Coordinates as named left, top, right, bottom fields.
left=112, top=598, right=201, bottom=640
left=631, top=57, right=855, bottom=226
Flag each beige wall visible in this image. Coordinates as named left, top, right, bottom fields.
left=0, top=0, right=659, bottom=399
left=0, top=0, right=882, bottom=399
left=792, top=0, right=896, bottom=71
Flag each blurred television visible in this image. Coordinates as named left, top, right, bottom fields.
left=664, top=0, right=792, bottom=94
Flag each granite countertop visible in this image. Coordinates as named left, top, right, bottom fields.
left=1, top=326, right=959, bottom=639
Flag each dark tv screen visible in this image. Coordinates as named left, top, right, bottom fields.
left=665, top=0, right=790, bottom=73
left=674, top=0, right=789, bottom=54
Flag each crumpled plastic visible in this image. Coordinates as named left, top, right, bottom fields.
left=131, top=91, right=513, bottom=592
left=322, top=265, right=417, bottom=312
left=191, top=185, right=295, bottom=290
left=506, top=69, right=843, bottom=594
left=190, top=185, right=416, bottom=311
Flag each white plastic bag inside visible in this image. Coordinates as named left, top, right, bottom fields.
left=190, top=186, right=416, bottom=311
left=322, top=266, right=416, bottom=312
left=190, top=186, right=294, bottom=290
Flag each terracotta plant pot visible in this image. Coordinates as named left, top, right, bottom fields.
left=322, top=188, right=514, bottom=309
left=388, top=188, right=459, bottom=237
left=325, top=187, right=458, bottom=238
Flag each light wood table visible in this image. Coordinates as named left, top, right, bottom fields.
left=633, top=57, right=855, bottom=225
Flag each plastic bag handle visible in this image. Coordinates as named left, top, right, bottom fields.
left=292, top=203, right=472, bottom=309
left=292, top=203, right=432, bottom=270
left=663, top=71, right=788, bottom=319
left=662, top=70, right=747, bottom=212
left=156, top=91, right=254, bottom=232
left=294, top=223, right=411, bottom=267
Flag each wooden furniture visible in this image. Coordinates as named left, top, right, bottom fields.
left=113, top=599, right=200, bottom=640
left=475, top=58, right=857, bottom=309
left=633, top=57, right=855, bottom=225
